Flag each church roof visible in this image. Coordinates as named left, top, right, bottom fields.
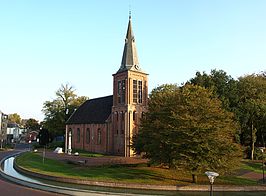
left=66, top=95, right=113, bottom=125
left=116, top=16, right=145, bottom=74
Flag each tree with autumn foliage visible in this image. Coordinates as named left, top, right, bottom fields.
left=8, top=113, right=22, bottom=125
left=133, top=84, right=241, bottom=183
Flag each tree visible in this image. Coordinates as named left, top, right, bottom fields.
left=236, top=74, right=266, bottom=160
left=25, top=118, right=40, bottom=131
left=38, top=128, right=50, bottom=146
left=189, top=70, right=266, bottom=159
left=42, top=83, right=88, bottom=136
left=188, top=69, right=239, bottom=112
left=133, top=84, right=241, bottom=183
left=8, top=113, right=22, bottom=124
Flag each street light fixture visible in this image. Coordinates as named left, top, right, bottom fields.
left=259, top=147, right=265, bottom=184
left=205, top=171, right=219, bottom=196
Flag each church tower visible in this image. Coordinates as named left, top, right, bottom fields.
left=112, top=16, right=148, bottom=157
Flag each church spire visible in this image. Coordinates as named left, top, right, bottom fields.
left=117, top=16, right=141, bottom=73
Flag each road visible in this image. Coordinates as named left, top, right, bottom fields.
left=0, top=144, right=64, bottom=196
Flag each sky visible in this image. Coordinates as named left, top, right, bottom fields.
left=0, top=0, right=265, bottom=121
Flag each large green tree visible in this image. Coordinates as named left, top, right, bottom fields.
left=42, top=84, right=88, bottom=136
left=236, top=74, right=266, bottom=160
left=8, top=113, right=22, bottom=124
left=188, top=69, right=239, bottom=111
left=133, top=84, right=241, bottom=183
left=25, top=118, right=40, bottom=132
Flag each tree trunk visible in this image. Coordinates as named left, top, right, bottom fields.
left=251, top=121, right=257, bottom=160
left=192, top=174, right=197, bottom=183
left=251, top=141, right=255, bottom=160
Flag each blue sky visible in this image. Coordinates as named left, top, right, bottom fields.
left=0, top=0, right=265, bottom=121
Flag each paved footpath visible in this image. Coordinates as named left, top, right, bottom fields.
left=241, top=171, right=264, bottom=182
left=43, top=151, right=148, bottom=166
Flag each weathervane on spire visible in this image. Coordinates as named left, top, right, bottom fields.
left=129, top=1, right=132, bottom=19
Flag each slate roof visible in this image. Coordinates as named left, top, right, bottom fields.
left=66, top=95, right=113, bottom=125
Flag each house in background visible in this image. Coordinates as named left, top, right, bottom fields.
left=66, top=16, right=148, bottom=157
left=25, top=130, right=38, bottom=143
left=6, top=123, right=25, bottom=143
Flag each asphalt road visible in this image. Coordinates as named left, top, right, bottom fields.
left=0, top=144, right=64, bottom=196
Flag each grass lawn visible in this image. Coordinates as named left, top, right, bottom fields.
left=16, top=152, right=258, bottom=186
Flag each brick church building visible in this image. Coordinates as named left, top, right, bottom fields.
left=65, top=16, right=148, bottom=157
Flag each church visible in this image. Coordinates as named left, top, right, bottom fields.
left=65, top=16, right=148, bottom=157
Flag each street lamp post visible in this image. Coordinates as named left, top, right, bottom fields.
left=205, top=171, right=219, bottom=196
left=28, top=134, right=32, bottom=151
left=65, top=107, right=69, bottom=154
left=259, top=147, right=265, bottom=184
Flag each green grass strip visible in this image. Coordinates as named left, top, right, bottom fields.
left=16, top=152, right=179, bottom=185
left=16, top=152, right=258, bottom=185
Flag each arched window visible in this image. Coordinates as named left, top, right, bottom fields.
left=138, top=81, right=143, bottom=103
left=118, top=80, right=126, bottom=104
left=133, top=111, right=136, bottom=121
left=133, top=80, right=143, bottom=104
left=133, top=80, right=137, bottom=103
left=77, top=128, right=80, bottom=143
left=97, top=129, right=101, bottom=144
left=121, top=111, right=124, bottom=121
left=86, top=128, right=90, bottom=144
left=120, top=112, right=124, bottom=133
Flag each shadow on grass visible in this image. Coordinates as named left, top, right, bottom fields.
left=241, top=160, right=263, bottom=174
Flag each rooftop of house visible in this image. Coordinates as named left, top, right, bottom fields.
left=7, top=123, right=19, bottom=128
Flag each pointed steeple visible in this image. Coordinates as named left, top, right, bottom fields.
left=117, top=16, right=141, bottom=73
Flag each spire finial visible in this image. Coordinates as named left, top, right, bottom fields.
left=118, top=11, right=140, bottom=73
left=129, top=1, right=132, bottom=19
